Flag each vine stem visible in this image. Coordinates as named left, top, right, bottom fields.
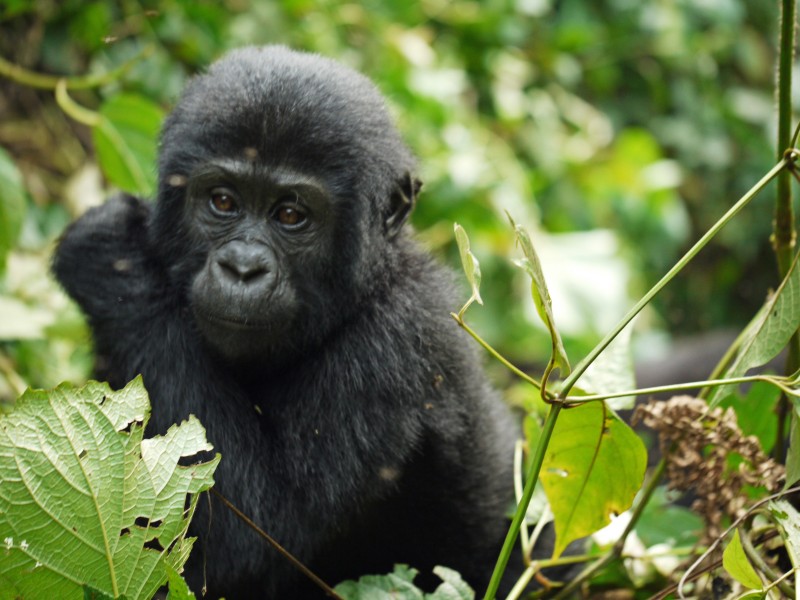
left=483, top=401, right=562, bottom=600
left=452, top=314, right=543, bottom=391
left=560, top=155, right=792, bottom=397
left=0, top=45, right=154, bottom=90
left=566, top=372, right=800, bottom=404
left=773, top=0, right=800, bottom=463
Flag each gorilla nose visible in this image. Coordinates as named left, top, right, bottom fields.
left=215, top=241, right=272, bottom=285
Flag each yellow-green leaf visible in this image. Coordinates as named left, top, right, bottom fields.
left=540, top=401, right=646, bottom=557
left=722, top=529, right=762, bottom=590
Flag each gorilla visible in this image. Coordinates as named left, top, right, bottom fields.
left=53, top=46, right=518, bottom=598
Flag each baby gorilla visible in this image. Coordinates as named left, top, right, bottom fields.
left=54, top=46, right=518, bottom=598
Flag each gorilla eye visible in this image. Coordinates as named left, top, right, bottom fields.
left=209, top=190, right=239, bottom=215
left=274, top=205, right=307, bottom=228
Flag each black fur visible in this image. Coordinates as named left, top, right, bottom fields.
left=53, top=46, right=517, bottom=598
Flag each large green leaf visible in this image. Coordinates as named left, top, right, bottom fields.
left=92, top=94, right=164, bottom=196
left=540, top=401, right=647, bottom=558
left=0, top=378, right=219, bottom=599
left=0, top=146, right=27, bottom=274
left=708, top=251, right=800, bottom=406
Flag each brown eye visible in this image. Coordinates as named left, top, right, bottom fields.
left=274, top=206, right=307, bottom=228
left=210, top=191, right=238, bottom=215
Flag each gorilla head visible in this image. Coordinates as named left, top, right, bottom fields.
left=151, top=47, right=420, bottom=362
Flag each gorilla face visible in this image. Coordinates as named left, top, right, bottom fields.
left=149, top=47, right=419, bottom=365
left=183, top=160, right=337, bottom=362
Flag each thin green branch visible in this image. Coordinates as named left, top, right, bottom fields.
left=566, top=372, right=800, bottom=404
left=0, top=45, right=154, bottom=90
left=560, top=156, right=792, bottom=398
left=451, top=313, right=543, bottom=391
left=483, top=402, right=562, bottom=600
left=774, top=0, right=800, bottom=464
left=55, top=80, right=102, bottom=127
left=775, top=0, right=797, bottom=273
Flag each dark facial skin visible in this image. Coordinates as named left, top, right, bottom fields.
left=184, top=160, right=334, bottom=361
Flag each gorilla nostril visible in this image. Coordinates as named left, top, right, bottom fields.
left=217, top=260, right=268, bottom=284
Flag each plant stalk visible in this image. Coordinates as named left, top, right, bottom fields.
left=774, top=0, right=800, bottom=463
left=483, top=402, right=562, bottom=600
left=561, top=157, right=792, bottom=398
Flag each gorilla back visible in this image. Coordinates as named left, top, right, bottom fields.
left=53, top=46, right=517, bottom=598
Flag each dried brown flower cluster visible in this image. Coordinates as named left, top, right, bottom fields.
left=633, top=396, right=785, bottom=539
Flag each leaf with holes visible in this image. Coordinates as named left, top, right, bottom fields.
left=540, top=401, right=646, bottom=558
left=0, top=377, right=219, bottom=600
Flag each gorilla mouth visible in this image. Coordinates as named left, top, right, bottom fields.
left=195, top=310, right=272, bottom=331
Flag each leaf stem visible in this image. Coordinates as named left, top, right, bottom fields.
left=565, top=372, right=800, bottom=404
left=451, top=313, right=543, bottom=391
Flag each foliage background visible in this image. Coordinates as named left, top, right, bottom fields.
left=0, top=0, right=782, bottom=400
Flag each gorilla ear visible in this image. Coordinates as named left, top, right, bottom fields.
left=385, top=173, right=422, bottom=238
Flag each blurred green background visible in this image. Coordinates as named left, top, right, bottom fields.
left=0, top=0, right=784, bottom=401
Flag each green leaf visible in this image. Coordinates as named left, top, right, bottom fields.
left=165, top=564, right=196, bottom=600
left=0, top=377, right=219, bottom=600
left=770, top=499, right=800, bottom=572
left=453, top=223, right=483, bottom=316
left=82, top=586, right=120, bottom=600
left=785, top=406, right=800, bottom=489
left=708, top=251, right=800, bottom=406
left=722, top=529, right=762, bottom=590
left=540, top=402, right=647, bottom=558
left=507, top=214, right=570, bottom=378
left=429, top=566, right=474, bottom=600
left=92, top=94, right=164, bottom=196
left=635, top=487, right=702, bottom=548
left=334, top=564, right=474, bottom=600
left=335, top=564, right=424, bottom=599
left=0, top=146, right=27, bottom=274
